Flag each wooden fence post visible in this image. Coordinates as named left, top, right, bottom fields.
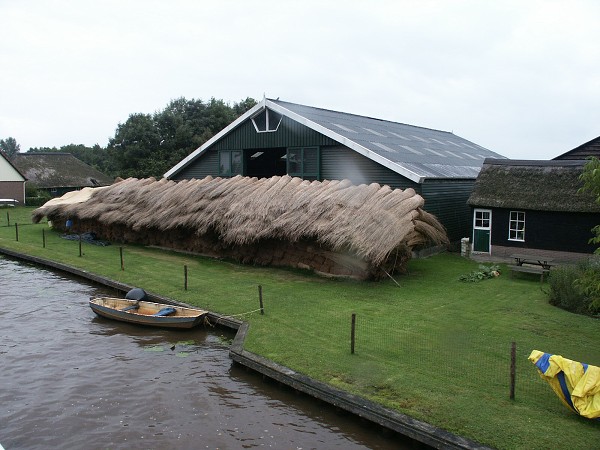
left=15, top=223, right=18, bottom=241
left=79, top=234, right=82, bottom=257
left=258, top=285, right=264, bottom=315
left=184, top=265, right=188, bottom=291
left=6, top=211, right=10, bottom=227
left=120, top=247, right=125, bottom=271
left=42, top=229, right=46, bottom=248
left=510, top=341, right=517, bottom=400
left=351, top=313, right=356, bottom=354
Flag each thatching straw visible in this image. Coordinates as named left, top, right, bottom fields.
left=32, top=175, right=448, bottom=266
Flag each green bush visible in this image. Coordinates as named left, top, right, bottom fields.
left=458, top=264, right=500, bottom=282
left=25, top=194, right=52, bottom=207
left=548, top=258, right=600, bottom=316
left=24, top=185, right=52, bottom=207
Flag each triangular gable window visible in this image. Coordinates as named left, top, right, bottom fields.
left=251, top=108, right=282, bottom=133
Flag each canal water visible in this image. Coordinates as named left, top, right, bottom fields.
left=0, top=257, right=420, bottom=449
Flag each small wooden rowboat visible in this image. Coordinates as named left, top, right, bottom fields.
left=89, top=297, right=207, bottom=329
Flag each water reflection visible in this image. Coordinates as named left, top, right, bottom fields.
left=0, top=257, right=418, bottom=449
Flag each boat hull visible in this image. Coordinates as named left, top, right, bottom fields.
left=89, top=297, right=207, bottom=329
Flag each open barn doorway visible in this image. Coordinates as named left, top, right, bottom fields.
left=245, top=148, right=287, bottom=178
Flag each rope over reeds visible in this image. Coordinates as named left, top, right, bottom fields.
left=32, top=175, right=448, bottom=267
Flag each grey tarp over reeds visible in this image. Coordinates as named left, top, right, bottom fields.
left=32, top=175, right=448, bottom=268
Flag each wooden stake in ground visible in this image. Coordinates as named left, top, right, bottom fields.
left=184, top=265, right=188, bottom=291
left=258, top=285, right=264, bottom=315
left=510, top=341, right=517, bottom=400
left=351, top=313, right=356, bottom=354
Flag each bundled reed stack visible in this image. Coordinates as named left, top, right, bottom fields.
left=32, top=175, right=448, bottom=280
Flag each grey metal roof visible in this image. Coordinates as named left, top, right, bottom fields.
left=164, top=98, right=506, bottom=183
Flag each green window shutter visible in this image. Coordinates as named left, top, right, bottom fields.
left=219, top=150, right=244, bottom=177
left=219, top=151, right=231, bottom=176
left=231, top=151, right=243, bottom=176
left=287, top=147, right=319, bottom=180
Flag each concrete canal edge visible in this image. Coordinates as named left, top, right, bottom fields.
left=1, top=247, right=492, bottom=450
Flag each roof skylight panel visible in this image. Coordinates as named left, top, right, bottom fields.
left=363, top=128, right=386, bottom=137
left=371, top=142, right=396, bottom=153
left=410, top=135, right=430, bottom=143
left=446, top=140, right=463, bottom=147
left=332, top=123, right=357, bottom=133
left=388, top=132, right=411, bottom=140
left=430, top=138, right=447, bottom=145
left=445, top=150, right=463, bottom=159
left=400, top=145, right=423, bottom=155
left=425, top=148, right=446, bottom=157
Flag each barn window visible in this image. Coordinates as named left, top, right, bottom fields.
left=219, top=151, right=243, bottom=177
left=508, top=211, right=525, bottom=241
left=287, top=147, right=319, bottom=180
left=251, top=108, right=282, bottom=133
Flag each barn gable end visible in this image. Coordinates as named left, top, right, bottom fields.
left=164, top=98, right=505, bottom=242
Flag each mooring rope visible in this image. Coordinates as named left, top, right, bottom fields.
left=213, top=308, right=264, bottom=324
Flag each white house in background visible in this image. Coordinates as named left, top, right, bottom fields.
left=0, top=151, right=26, bottom=205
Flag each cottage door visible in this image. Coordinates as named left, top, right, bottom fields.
left=473, top=209, right=492, bottom=253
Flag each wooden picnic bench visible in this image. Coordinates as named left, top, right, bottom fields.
left=509, top=253, right=554, bottom=283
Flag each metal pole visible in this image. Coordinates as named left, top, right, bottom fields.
left=258, top=285, right=264, bottom=315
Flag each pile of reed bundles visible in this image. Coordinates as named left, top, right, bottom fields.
left=33, top=175, right=448, bottom=279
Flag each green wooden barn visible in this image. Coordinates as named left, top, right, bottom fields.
left=164, top=98, right=505, bottom=242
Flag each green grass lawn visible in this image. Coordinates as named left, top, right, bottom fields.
left=1, top=206, right=598, bottom=449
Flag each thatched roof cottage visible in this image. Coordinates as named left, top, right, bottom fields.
left=13, top=152, right=113, bottom=197
left=33, top=175, right=448, bottom=280
left=468, top=159, right=600, bottom=258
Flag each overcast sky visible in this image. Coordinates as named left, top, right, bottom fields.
left=1, top=0, right=598, bottom=160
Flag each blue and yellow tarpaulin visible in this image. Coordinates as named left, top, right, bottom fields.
left=529, top=350, right=600, bottom=420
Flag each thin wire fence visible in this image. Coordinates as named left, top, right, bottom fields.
left=269, top=311, right=559, bottom=414
left=0, top=220, right=568, bottom=416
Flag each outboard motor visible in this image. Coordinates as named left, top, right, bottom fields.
left=125, top=287, right=148, bottom=301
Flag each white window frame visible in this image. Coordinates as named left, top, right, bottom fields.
left=474, top=209, right=491, bottom=229
left=251, top=108, right=282, bottom=133
left=508, top=211, right=525, bottom=242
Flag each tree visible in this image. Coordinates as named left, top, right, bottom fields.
left=108, top=113, right=162, bottom=178
left=108, top=96, right=257, bottom=179
left=579, top=157, right=600, bottom=252
left=0, top=137, right=20, bottom=159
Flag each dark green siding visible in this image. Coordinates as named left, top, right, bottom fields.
left=173, top=151, right=218, bottom=181
left=171, top=118, right=474, bottom=243
left=321, top=146, right=419, bottom=191
left=211, top=116, right=337, bottom=150
left=421, top=179, right=475, bottom=241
